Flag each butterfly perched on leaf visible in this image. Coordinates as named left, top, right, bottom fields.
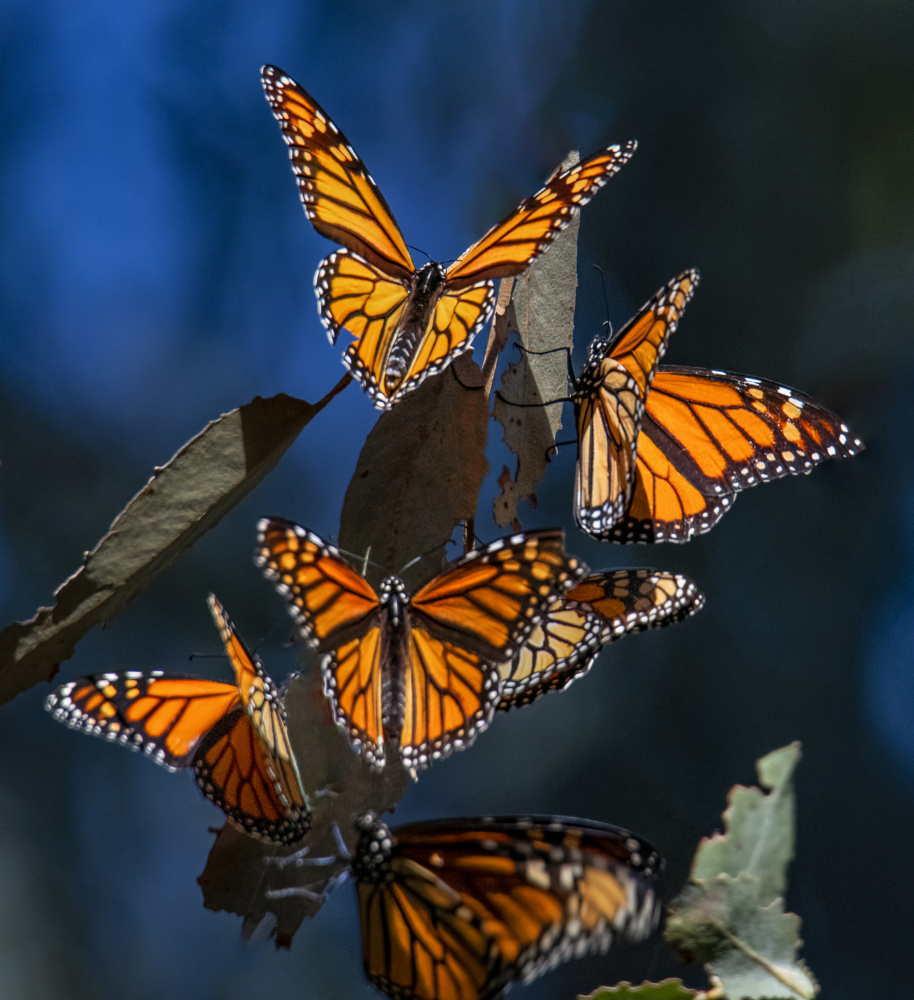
left=351, top=811, right=662, bottom=1000
left=497, top=568, right=704, bottom=710
left=255, top=517, right=585, bottom=773
left=573, top=271, right=865, bottom=542
left=44, top=595, right=311, bottom=844
left=261, top=65, right=636, bottom=409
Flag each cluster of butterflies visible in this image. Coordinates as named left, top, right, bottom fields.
left=43, top=65, right=865, bottom=1000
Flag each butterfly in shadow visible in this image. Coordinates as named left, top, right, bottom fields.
left=44, top=595, right=310, bottom=844
left=262, top=65, right=635, bottom=409
left=255, top=517, right=585, bottom=772
left=352, top=811, right=662, bottom=1000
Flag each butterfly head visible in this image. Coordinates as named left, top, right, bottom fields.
left=378, top=576, right=409, bottom=628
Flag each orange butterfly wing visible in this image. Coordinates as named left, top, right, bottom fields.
left=261, top=65, right=414, bottom=277
left=609, top=365, right=866, bottom=543
left=574, top=270, right=699, bottom=537
left=45, top=603, right=311, bottom=844
left=497, top=569, right=704, bottom=710
left=444, top=143, right=637, bottom=288
left=353, top=812, right=662, bottom=1000
left=399, top=530, right=585, bottom=771
left=254, top=517, right=388, bottom=764
left=206, top=594, right=310, bottom=840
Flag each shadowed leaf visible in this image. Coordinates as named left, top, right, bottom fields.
left=666, top=744, right=818, bottom=1000
left=493, top=151, right=580, bottom=528
left=339, top=355, right=488, bottom=587
left=0, top=382, right=349, bottom=705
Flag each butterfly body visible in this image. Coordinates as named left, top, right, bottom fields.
left=44, top=596, right=311, bottom=844
left=255, top=518, right=585, bottom=772
left=263, top=65, right=635, bottom=408
left=352, top=812, right=662, bottom=1000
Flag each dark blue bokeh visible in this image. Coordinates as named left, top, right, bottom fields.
left=2, top=1, right=912, bottom=998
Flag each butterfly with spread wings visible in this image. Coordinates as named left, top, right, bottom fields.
left=352, top=811, right=662, bottom=1000
left=573, top=271, right=865, bottom=542
left=44, top=595, right=311, bottom=844
left=255, top=517, right=585, bottom=773
left=261, top=65, right=636, bottom=409
left=497, top=568, right=704, bottom=711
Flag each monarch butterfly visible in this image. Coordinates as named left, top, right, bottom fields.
left=573, top=269, right=699, bottom=538
left=352, top=811, right=662, bottom=1000
left=44, top=595, right=311, bottom=844
left=573, top=274, right=865, bottom=542
left=261, top=65, right=636, bottom=409
left=254, top=517, right=585, bottom=772
left=497, top=568, right=704, bottom=711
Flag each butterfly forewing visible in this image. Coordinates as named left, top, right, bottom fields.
left=498, top=568, right=704, bottom=710
left=445, top=143, right=638, bottom=287
left=46, top=672, right=240, bottom=768
left=261, top=66, right=414, bottom=276
left=255, top=517, right=382, bottom=651
left=608, top=365, right=866, bottom=543
left=574, top=270, right=699, bottom=539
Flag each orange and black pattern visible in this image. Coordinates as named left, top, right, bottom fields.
left=262, top=65, right=635, bottom=408
left=44, top=596, right=310, bottom=844
left=498, top=568, right=704, bottom=710
left=573, top=270, right=699, bottom=537
left=255, top=517, right=585, bottom=772
left=610, top=365, right=866, bottom=542
left=352, top=812, right=662, bottom=1000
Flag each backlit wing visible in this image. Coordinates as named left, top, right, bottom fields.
left=498, top=569, right=704, bottom=710
left=445, top=144, right=637, bottom=288
left=261, top=65, right=414, bottom=277
left=255, top=516, right=386, bottom=764
left=610, top=365, right=866, bottom=543
left=206, top=594, right=310, bottom=836
left=574, top=270, right=699, bottom=538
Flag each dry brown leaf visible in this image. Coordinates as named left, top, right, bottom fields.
left=0, top=381, right=349, bottom=705
left=339, top=356, right=488, bottom=588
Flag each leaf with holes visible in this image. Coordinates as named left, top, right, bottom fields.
left=665, top=743, right=818, bottom=1000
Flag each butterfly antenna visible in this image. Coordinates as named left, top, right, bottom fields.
left=406, top=244, right=431, bottom=264
left=361, top=545, right=372, bottom=578
left=592, top=264, right=614, bottom=342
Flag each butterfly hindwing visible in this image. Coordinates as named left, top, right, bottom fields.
left=610, top=365, right=866, bottom=543
left=498, top=568, right=704, bottom=710
left=574, top=270, right=699, bottom=538
left=352, top=812, right=662, bottom=1000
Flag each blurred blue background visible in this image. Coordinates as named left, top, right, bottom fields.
left=1, top=0, right=911, bottom=997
